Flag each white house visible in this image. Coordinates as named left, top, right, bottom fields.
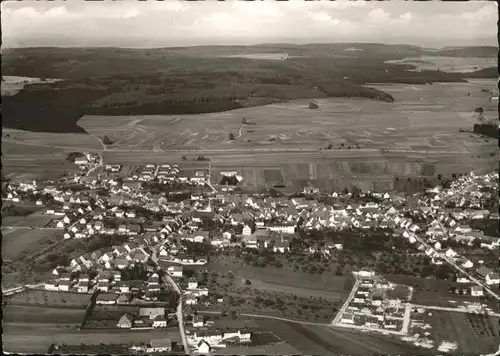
left=445, top=248, right=457, bottom=258
left=188, top=277, right=198, bottom=289
left=242, top=225, right=252, bottom=236
left=167, top=265, right=183, bottom=277
left=471, top=286, right=484, bottom=297
left=486, top=272, right=500, bottom=285
left=197, top=340, right=211, bottom=354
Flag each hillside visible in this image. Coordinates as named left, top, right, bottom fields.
left=2, top=44, right=496, bottom=133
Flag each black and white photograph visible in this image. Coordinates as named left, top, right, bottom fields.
left=1, top=0, right=499, bottom=355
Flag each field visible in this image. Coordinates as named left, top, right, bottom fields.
left=207, top=256, right=354, bottom=296
left=385, top=275, right=497, bottom=309
left=3, top=322, right=181, bottom=354
left=2, top=209, right=55, bottom=228
left=2, top=227, right=63, bottom=261
left=386, top=55, right=497, bottom=73
left=6, top=290, right=92, bottom=308
left=412, top=310, right=500, bottom=354
left=253, top=319, right=432, bottom=355
left=3, top=305, right=86, bottom=324
left=2, top=78, right=497, bottom=187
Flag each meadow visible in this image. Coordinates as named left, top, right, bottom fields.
left=2, top=228, right=63, bottom=260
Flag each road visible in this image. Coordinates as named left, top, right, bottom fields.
left=3, top=283, right=45, bottom=297
left=206, top=162, right=218, bottom=194
left=332, top=274, right=360, bottom=325
left=164, top=272, right=189, bottom=354
left=86, top=152, right=103, bottom=177
left=197, top=310, right=331, bottom=326
left=2, top=226, right=63, bottom=231
left=150, top=233, right=189, bottom=355
left=410, top=303, right=500, bottom=317
left=3, top=138, right=470, bottom=155
left=408, top=230, right=500, bottom=301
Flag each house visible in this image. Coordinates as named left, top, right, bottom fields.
left=471, top=286, right=484, bottom=297
left=45, top=281, right=59, bottom=291
left=188, top=277, right=198, bottom=289
left=114, top=259, right=129, bottom=270
left=96, top=293, right=117, bottom=305
left=340, top=312, right=355, bottom=324
left=116, top=281, right=130, bottom=294
left=197, top=340, right=211, bottom=354
left=193, top=315, right=204, bottom=327
left=148, top=339, right=172, bottom=353
left=139, top=307, right=165, bottom=320
left=242, top=225, right=252, bottom=236
left=58, top=280, right=71, bottom=291
left=117, top=313, right=134, bottom=328
left=356, top=268, right=376, bottom=278
left=462, top=260, right=474, bottom=269
left=445, top=248, right=457, bottom=258
left=117, top=293, right=132, bottom=304
left=486, top=272, right=500, bottom=285
left=167, top=265, right=183, bottom=277
left=98, top=280, right=110, bottom=292
left=153, top=315, right=168, bottom=328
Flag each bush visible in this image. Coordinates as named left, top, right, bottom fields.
left=308, top=101, right=319, bottom=109
left=244, top=279, right=252, bottom=285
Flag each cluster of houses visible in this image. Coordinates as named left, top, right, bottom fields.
left=186, top=328, right=252, bottom=353
left=47, top=267, right=167, bottom=301
left=338, top=269, right=409, bottom=332
left=117, top=307, right=174, bottom=329
left=73, top=153, right=100, bottom=169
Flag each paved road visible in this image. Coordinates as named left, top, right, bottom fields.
left=207, top=162, right=218, bottom=194
left=410, top=303, right=500, bottom=317
left=86, top=153, right=103, bottom=177
left=408, top=230, right=500, bottom=301
left=2, top=226, right=63, bottom=231
left=3, top=138, right=469, bottom=155
left=151, top=235, right=189, bottom=354
left=197, top=310, right=331, bottom=326
left=332, top=274, right=360, bottom=325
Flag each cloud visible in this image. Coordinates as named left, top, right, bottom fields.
left=1, top=0, right=496, bottom=48
left=367, top=8, right=391, bottom=23
left=309, top=12, right=333, bottom=22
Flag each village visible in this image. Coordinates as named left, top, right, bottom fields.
left=2, top=153, right=499, bottom=354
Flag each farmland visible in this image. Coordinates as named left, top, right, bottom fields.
left=2, top=227, right=63, bottom=261
left=411, top=310, right=500, bottom=354
left=3, top=322, right=181, bottom=354
left=5, top=290, right=92, bottom=308
left=3, top=305, right=86, bottom=324
left=253, top=319, right=432, bottom=355
left=2, top=78, right=497, bottom=188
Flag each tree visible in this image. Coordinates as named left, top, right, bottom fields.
left=245, top=279, right=252, bottom=285
left=437, top=174, right=442, bottom=181
left=182, top=156, right=187, bottom=161
left=103, top=136, right=112, bottom=145
left=228, top=133, right=235, bottom=140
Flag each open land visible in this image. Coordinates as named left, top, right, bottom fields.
left=253, top=319, right=433, bottom=355
left=5, top=290, right=92, bottom=308
left=2, top=78, right=497, bottom=189
left=3, top=322, right=181, bottom=354
left=2, top=227, right=63, bottom=261
left=411, top=310, right=500, bottom=354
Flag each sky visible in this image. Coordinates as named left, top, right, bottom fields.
left=2, top=0, right=498, bottom=48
